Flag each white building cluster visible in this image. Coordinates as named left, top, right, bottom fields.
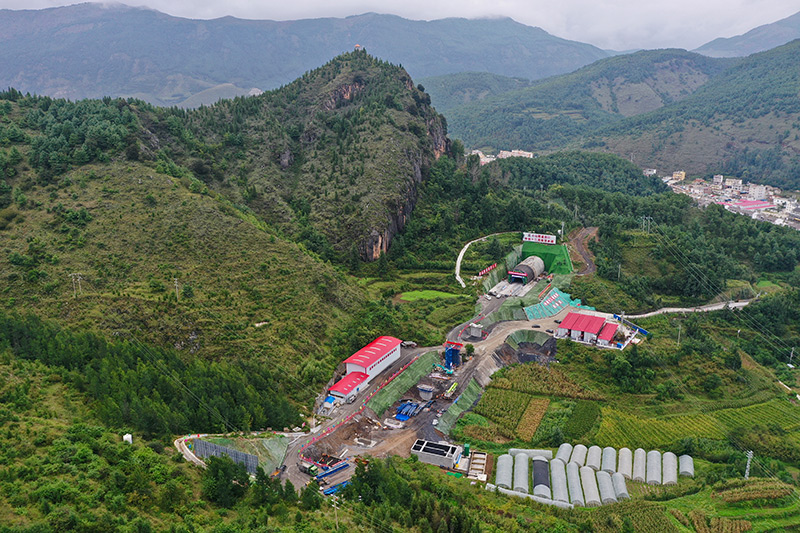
left=661, top=170, right=800, bottom=231
left=470, top=149, right=534, bottom=166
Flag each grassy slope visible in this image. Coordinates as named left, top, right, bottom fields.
left=1, top=155, right=361, bottom=389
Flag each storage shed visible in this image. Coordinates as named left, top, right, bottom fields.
left=601, top=447, right=617, bottom=473
left=580, top=466, right=602, bottom=507
left=662, top=452, right=678, bottom=486
left=550, top=458, right=569, bottom=503
left=570, top=444, right=588, bottom=466
left=646, top=450, right=662, bottom=485
left=611, top=472, right=630, bottom=500
left=567, top=462, right=584, bottom=507
left=556, top=443, right=573, bottom=464
left=513, top=453, right=529, bottom=494
left=532, top=456, right=551, bottom=499
left=596, top=471, right=617, bottom=505
left=679, top=454, right=695, bottom=477
left=586, top=445, right=602, bottom=470
left=617, top=447, right=632, bottom=479
left=632, top=448, right=646, bottom=482
left=496, top=454, right=513, bottom=489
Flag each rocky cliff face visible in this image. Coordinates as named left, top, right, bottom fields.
left=361, top=113, right=449, bottom=261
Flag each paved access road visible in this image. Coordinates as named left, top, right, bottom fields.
left=454, top=232, right=517, bottom=288
left=626, top=299, right=752, bottom=319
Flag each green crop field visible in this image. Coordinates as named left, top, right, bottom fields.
left=712, top=398, right=800, bottom=431
left=398, top=290, right=463, bottom=301
left=594, top=399, right=800, bottom=449
left=594, top=407, right=726, bottom=448
left=474, top=388, right=531, bottom=430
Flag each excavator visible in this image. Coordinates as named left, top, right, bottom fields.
left=432, top=363, right=454, bottom=375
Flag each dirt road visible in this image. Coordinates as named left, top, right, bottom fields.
left=569, top=227, right=598, bottom=275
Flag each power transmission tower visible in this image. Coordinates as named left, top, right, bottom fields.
left=69, top=273, right=83, bottom=298
left=641, top=216, right=653, bottom=234
left=174, top=277, right=180, bottom=302
left=744, top=450, right=754, bottom=479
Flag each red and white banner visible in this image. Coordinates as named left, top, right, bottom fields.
left=478, top=263, right=497, bottom=276
left=523, top=232, right=556, bottom=245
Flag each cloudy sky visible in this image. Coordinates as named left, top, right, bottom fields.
left=2, top=0, right=798, bottom=50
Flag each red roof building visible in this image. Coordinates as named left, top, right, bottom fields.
left=598, top=323, right=619, bottom=344
left=344, top=336, right=402, bottom=376
left=559, top=312, right=606, bottom=335
left=328, top=372, right=369, bottom=398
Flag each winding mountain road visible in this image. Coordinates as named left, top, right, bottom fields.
left=569, top=226, right=598, bottom=275
left=454, top=232, right=517, bottom=288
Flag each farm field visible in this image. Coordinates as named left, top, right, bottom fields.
left=592, top=397, right=800, bottom=450
left=399, top=290, right=464, bottom=301
left=515, top=398, right=550, bottom=440
left=594, top=407, right=726, bottom=448
left=489, top=362, right=604, bottom=400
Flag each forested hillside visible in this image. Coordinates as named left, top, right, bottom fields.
left=417, top=72, right=533, bottom=112
left=0, top=3, right=611, bottom=107
left=446, top=49, right=729, bottom=150
left=445, top=41, right=800, bottom=188
left=0, top=51, right=453, bottom=412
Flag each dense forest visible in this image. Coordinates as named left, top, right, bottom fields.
left=0, top=312, right=299, bottom=436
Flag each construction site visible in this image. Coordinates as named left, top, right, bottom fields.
left=176, top=230, right=647, bottom=497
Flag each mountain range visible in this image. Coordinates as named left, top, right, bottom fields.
left=0, top=3, right=611, bottom=107
left=442, top=43, right=800, bottom=188
left=694, top=10, right=800, bottom=57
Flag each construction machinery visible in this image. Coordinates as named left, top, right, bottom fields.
left=433, top=363, right=454, bottom=375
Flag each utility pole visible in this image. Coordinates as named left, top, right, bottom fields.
left=69, top=273, right=83, bottom=298
left=561, top=221, right=565, bottom=239
left=677, top=324, right=681, bottom=346
left=618, top=264, right=621, bottom=281
left=790, top=347, right=795, bottom=365
left=174, top=278, right=180, bottom=302
left=332, top=495, right=339, bottom=531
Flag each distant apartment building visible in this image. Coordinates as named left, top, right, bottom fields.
left=643, top=168, right=657, bottom=176
left=672, top=171, right=686, bottom=181
left=497, top=149, right=534, bottom=159
left=712, top=175, right=724, bottom=188
left=749, top=184, right=768, bottom=201
left=725, top=178, right=744, bottom=191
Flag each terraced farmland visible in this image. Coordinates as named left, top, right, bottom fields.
left=595, top=408, right=726, bottom=448
left=595, top=399, right=799, bottom=449
left=712, top=398, right=799, bottom=431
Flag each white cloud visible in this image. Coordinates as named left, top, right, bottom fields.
left=1, top=0, right=798, bottom=50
